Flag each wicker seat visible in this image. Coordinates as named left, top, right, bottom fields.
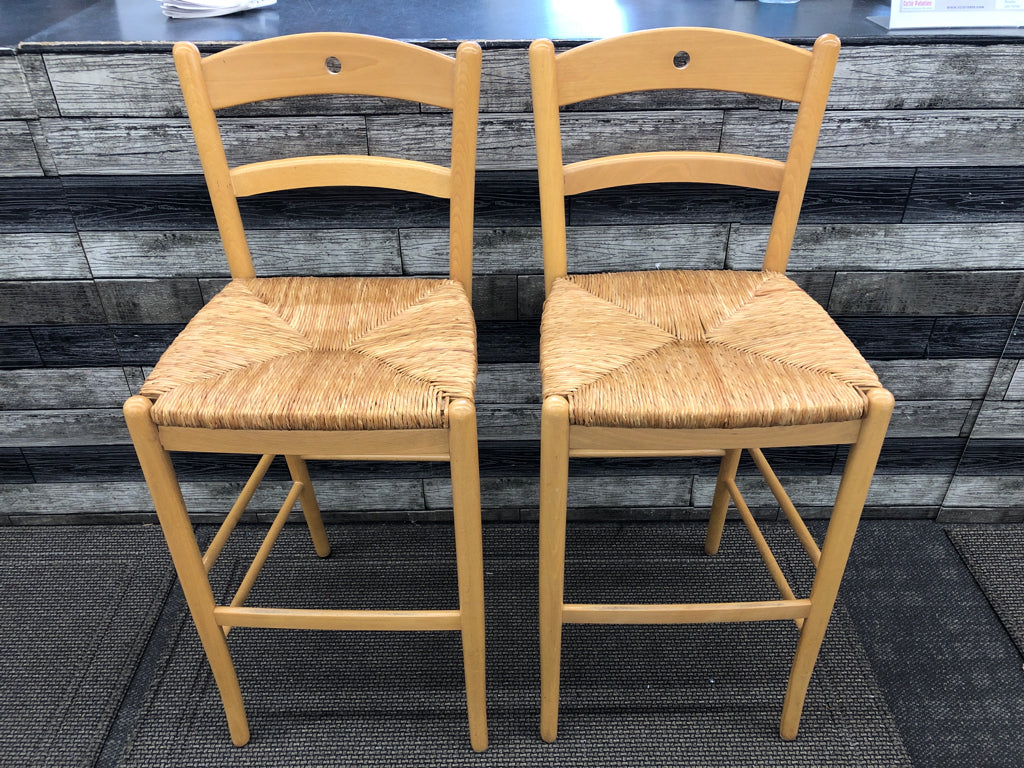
left=542, top=270, right=880, bottom=430
left=142, top=277, right=476, bottom=431
left=123, top=34, right=487, bottom=751
left=531, top=29, right=894, bottom=743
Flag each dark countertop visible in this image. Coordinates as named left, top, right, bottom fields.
left=4, top=0, right=1024, bottom=51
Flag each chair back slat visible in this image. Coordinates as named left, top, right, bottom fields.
left=230, top=156, right=452, bottom=199
left=531, top=29, right=840, bottom=291
left=174, top=34, right=481, bottom=283
left=564, top=153, right=785, bottom=197
left=555, top=28, right=813, bottom=105
left=201, top=33, right=459, bottom=110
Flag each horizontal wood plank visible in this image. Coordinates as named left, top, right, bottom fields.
left=829, top=45, right=1024, bottom=111
left=723, top=110, right=1024, bottom=168
left=42, top=53, right=421, bottom=118
left=400, top=224, right=727, bottom=275
left=870, top=359, right=997, bottom=400
left=0, top=409, right=129, bottom=447
left=0, top=233, right=89, bottom=279
left=0, top=367, right=133, bottom=409
left=0, top=57, right=34, bottom=118
left=0, top=280, right=106, bottom=325
left=693, top=473, right=951, bottom=507
left=0, top=478, right=424, bottom=514
left=82, top=229, right=402, bottom=277
left=95, top=278, right=205, bottom=324
left=971, top=401, right=1024, bottom=439
left=41, top=117, right=368, bottom=175
left=423, top=475, right=692, bottom=509
left=0, top=121, right=43, bottom=176
left=943, top=475, right=1024, bottom=508
left=828, top=271, right=1024, bottom=316
left=729, top=223, right=1024, bottom=271
left=904, top=166, right=1024, bottom=224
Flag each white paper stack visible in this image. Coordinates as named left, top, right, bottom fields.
left=161, top=0, right=277, bottom=19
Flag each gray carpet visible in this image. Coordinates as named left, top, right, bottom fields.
left=0, top=526, right=175, bottom=768
left=114, top=522, right=910, bottom=766
left=947, top=526, right=1024, bottom=660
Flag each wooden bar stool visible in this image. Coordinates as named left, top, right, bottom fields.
left=530, top=28, right=893, bottom=741
left=124, top=33, right=487, bottom=751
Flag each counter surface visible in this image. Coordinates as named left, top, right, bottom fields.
left=6, top=0, right=1024, bottom=51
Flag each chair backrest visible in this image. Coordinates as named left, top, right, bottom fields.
left=530, top=28, right=840, bottom=293
left=174, top=33, right=481, bottom=287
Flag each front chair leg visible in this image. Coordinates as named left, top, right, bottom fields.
left=284, top=455, right=331, bottom=557
left=449, top=398, right=488, bottom=752
left=124, top=395, right=250, bottom=746
left=539, top=395, right=570, bottom=743
left=780, top=389, right=894, bottom=740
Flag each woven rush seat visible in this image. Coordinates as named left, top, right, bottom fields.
left=140, top=276, right=476, bottom=431
left=541, top=270, right=880, bottom=431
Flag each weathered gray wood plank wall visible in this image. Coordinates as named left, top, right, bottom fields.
left=1, top=42, right=1022, bottom=524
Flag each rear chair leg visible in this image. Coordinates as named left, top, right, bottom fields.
left=780, top=389, right=894, bottom=740
left=705, top=448, right=742, bottom=555
left=449, top=398, right=488, bottom=752
left=124, top=395, right=250, bottom=746
left=285, top=455, right=331, bottom=557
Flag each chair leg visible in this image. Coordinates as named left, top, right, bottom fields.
left=284, top=455, right=331, bottom=558
left=780, top=389, right=894, bottom=740
left=123, top=396, right=250, bottom=746
left=705, top=448, right=742, bottom=555
left=448, top=398, right=488, bottom=752
left=539, top=395, right=570, bottom=743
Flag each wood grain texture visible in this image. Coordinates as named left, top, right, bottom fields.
left=0, top=281, right=106, bottom=325
left=424, top=475, right=692, bottom=510
left=17, top=54, right=59, bottom=118
left=95, top=278, right=204, bottom=323
left=63, top=172, right=535, bottom=230
left=471, top=275, right=518, bottom=321
left=728, top=223, right=1024, bottom=271
left=82, top=229, right=402, bottom=277
left=0, top=409, right=129, bottom=447
left=111, top=324, right=185, bottom=365
left=943, top=475, right=1024, bottom=507
left=829, top=45, right=1024, bottom=110
left=828, top=271, right=1024, bottom=316
left=971, top=401, right=1024, bottom=439
left=0, top=328, right=42, bottom=369
left=0, top=449, right=32, bottom=484
left=0, top=367, right=133, bottom=409
left=870, top=359, right=997, bottom=400
left=0, top=234, right=88, bottom=279
left=31, top=325, right=120, bottom=367
left=0, top=178, right=75, bottom=233
left=399, top=224, right=727, bottom=275
left=568, top=169, right=914, bottom=226
left=42, top=53, right=421, bottom=118
left=723, top=110, right=1024, bottom=168
left=1004, top=361, right=1024, bottom=400
left=692, top=473, right=951, bottom=507
left=0, top=478, right=424, bottom=514
left=887, top=400, right=975, bottom=438
left=0, top=57, right=34, bottom=118
left=41, top=117, right=368, bottom=175
left=929, top=316, right=1017, bottom=358
left=956, top=439, right=1024, bottom=475
left=905, top=167, right=1024, bottom=223
left=369, top=112, right=724, bottom=171
left=0, top=121, right=44, bottom=176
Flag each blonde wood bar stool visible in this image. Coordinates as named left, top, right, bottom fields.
left=124, top=33, right=487, bottom=751
left=530, top=28, right=893, bottom=742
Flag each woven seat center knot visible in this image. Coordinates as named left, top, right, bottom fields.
left=541, top=270, right=881, bottom=430
left=140, top=276, right=476, bottom=430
